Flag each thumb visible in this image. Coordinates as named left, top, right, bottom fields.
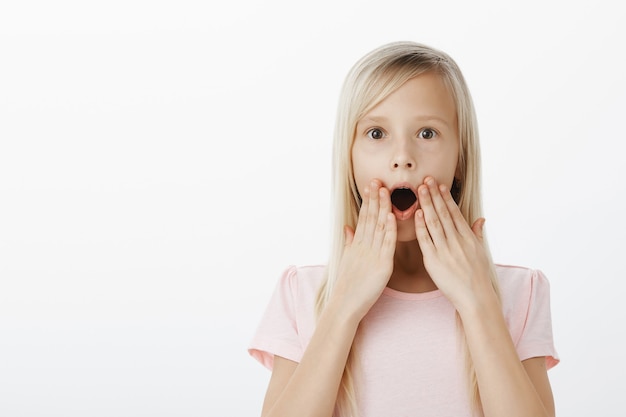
left=471, top=218, right=486, bottom=242
left=344, top=225, right=355, bottom=246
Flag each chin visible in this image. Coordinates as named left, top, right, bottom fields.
left=396, top=220, right=417, bottom=242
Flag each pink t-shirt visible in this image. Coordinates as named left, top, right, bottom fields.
left=248, top=264, right=559, bottom=416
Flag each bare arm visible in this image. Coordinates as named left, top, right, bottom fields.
left=261, top=301, right=359, bottom=417
left=460, top=299, right=555, bottom=417
left=414, top=177, right=555, bottom=417
left=523, top=357, right=555, bottom=416
left=261, top=180, right=397, bottom=417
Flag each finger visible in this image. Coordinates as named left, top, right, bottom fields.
left=414, top=208, right=436, bottom=256
left=363, top=179, right=382, bottom=238
left=439, top=183, right=473, bottom=239
left=344, top=225, right=355, bottom=247
left=418, top=182, right=446, bottom=247
left=372, top=186, right=393, bottom=248
left=380, top=212, right=397, bottom=258
left=378, top=185, right=392, bottom=215
left=353, top=184, right=370, bottom=242
left=471, top=218, right=485, bottom=243
left=425, top=177, right=457, bottom=239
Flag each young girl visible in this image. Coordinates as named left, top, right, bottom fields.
left=248, top=41, right=559, bottom=417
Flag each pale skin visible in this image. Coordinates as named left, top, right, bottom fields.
left=260, top=73, right=555, bottom=417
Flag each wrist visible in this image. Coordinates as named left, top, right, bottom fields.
left=325, top=291, right=367, bottom=329
left=454, top=282, right=501, bottom=320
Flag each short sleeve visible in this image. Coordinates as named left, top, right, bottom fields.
left=517, top=269, right=560, bottom=369
left=248, top=266, right=303, bottom=370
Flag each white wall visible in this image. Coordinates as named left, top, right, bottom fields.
left=1, top=1, right=624, bottom=416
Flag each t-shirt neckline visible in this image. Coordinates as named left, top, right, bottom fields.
left=382, top=286, right=444, bottom=300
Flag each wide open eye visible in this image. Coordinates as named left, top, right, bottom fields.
left=419, top=128, right=436, bottom=140
left=366, top=128, right=385, bottom=140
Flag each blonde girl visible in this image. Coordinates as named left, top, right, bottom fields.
left=249, top=41, right=559, bottom=417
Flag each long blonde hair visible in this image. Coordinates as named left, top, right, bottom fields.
left=315, top=41, right=501, bottom=416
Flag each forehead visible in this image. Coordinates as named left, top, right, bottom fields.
left=358, top=72, right=457, bottom=127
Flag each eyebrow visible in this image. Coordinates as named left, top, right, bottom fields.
left=358, top=115, right=452, bottom=128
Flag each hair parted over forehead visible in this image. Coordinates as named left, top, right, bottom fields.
left=331, top=40, right=483, bottom=231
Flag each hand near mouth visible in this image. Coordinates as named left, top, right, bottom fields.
left=332, top=179, right=397, bottom=321
left=414, top=177, right=498, bottom=313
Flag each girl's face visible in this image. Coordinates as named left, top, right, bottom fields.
left=351, top=72, right=460, bottom=242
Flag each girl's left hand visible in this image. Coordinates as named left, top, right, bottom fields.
left=414, top=177, right=498, bottom=313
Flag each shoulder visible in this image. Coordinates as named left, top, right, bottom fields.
left=495, top=264, right=550, bottom=320
left=249, top=265, right=327, bottom=368
left=494, top=263, right=552, bottom=311
left=287, top=264, right=327, bottom=279
left=280, top=264, right=327, bottom=284
left=494, top=264, right=559, bottom=367
left=276, top=264, right=327, bottom=300
left=494, top=263, right=550, bottom=290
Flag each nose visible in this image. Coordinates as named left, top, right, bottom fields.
left=391, top=137, right=416, bottom=170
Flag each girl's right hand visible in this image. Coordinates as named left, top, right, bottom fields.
left=331, top=179, right=397, bottom=322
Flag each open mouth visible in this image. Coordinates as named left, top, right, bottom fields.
left=391, top=188, right=417, bottom=211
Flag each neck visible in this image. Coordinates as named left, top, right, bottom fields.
left=388, top=240, right=438, bottom=293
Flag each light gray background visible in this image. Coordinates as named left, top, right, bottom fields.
left=1, top=1, right=624, bottom=416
